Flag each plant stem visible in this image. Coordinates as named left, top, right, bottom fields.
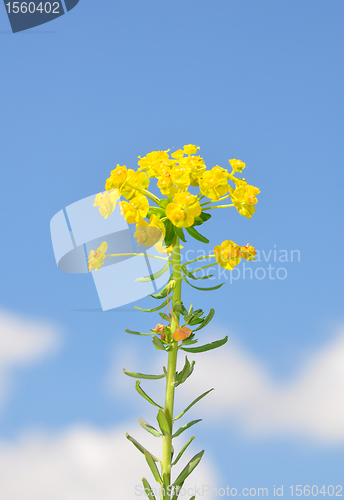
left=161, top=237, right=182, bottom=498
left=202, top=203, right=234, bottom=210
left=104, top=253, right=169, bottom=261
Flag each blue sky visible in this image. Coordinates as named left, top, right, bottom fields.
left=0, top=1, right=343, bottom=498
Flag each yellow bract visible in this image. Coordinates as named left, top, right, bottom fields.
left=137, top=150, right=173, bottom=178
left=240, top=244, right=257, bottom=261
left=214, top=240, right=242, bottom=270
left=121, top=170, right=150, bottom=200
left=121, top=195, right=149, bottom=224
left=93, top=190, right=119, bottom=219
left=229, top=182, right=260, bottom=219
left=133, top=214, right=166, bottom=247
left=157, top=171, right=178, bottom=198
left=183, top=144, right=200, bottom=155
left=105, top=164, right=127, bottom=191
left=229, top=158, right=246, bottom=173
left=199, top=166, right=229, bottom=200
left=88, top=242, right=108, bottom=271
left=166, top=192, right=202, bottom=228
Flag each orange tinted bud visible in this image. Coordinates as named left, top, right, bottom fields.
left=171, top=327, right=192, bottom=342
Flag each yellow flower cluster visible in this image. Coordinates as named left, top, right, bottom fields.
left=214, top=240, right=256, bottom=270
left=88, top=242, right=108, bottom=271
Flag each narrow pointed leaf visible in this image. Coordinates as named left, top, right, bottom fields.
left=144, top=450, right=163, bottom=484
left=173, top=450, right=205, bottom=487
left=172, top=484, right=184, bottom=500
left=136, top=261, right=171, bottom=282
left=172, top=419, right=202, bottom=438
left=182, top=265, right=212, bottom=281
left=181, top=336, right=228, bottom=353
left=152, top=336, right=166, bottom=351
left=142, top=478, right=157, bottom=500
left=157, top=409, right=170, bottom=437
left=174, top=226, right=187, bottom=242
left=126, top=433, right=160, bottom=462
left=136, top=381, right=165, bottom=409
left=192, top=308, right=215, bottom=332
left=171, top=435, right=195, bottom=466
left=164, top=219, right=175, bottom=248
left=135, top=299, right=167, bottom=312
left=174, top=389, right=214, bottom=421
left=185, top=226, right=209, bottom=244
left=185, top=278, right=225, bottom=291
left=123, top=368, right=165, bottom=380
left=159, top=312, right=171, bottom=321
left=125, top=329, right=155, bottom=336
left=138, top=418, right=162, bottom=438
left=193, top=212, right=211, bottom=225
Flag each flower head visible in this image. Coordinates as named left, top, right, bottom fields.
left=137, top=150, right=173, bottom=178
left=157, top=170, right=178, bottom=197
left=121, top=195, right=149, bottom=224
left=240, top=244, right=256, bottom=261
left=183, top=144, right=200, bottom=155
left=121, top=170, right=150, bottom=200
left=88, top=242, right=108, bottom=271
left=199, top=166, right=229, bottom=200
left=166, top=192, right=202, bottom=228
left=93, top=190, right=119, bottom=219
left=105, top=164, right=128, bottom=191
left=229, top=159, right=246, bottom=173
left=133, top=214, right=165, bottom=247
left=229, top=182, right=260, bottom=218
left=214, top=240, right=242, bottom=270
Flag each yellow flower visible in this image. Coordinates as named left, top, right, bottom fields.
left=229, top=159, right=246, bottom=173
left=121, top=195, right=149, bottom=224
left=166, top=192, right=201, bottom=228
left=180, top=155, right=206, bottom=187
left=171, top=326, right=192, bottom=342
left=183, top=144, right=200, bottom=155
left=88, top=242, right=108, bottom=271
left=199, top=166, right=229, bottom=200
left=93, top=190, right=119, bottom=219
left=137, top=150, right=172, bottom=178
left=157, top=170, right=178, bottom=197
left=170, top=163, right=191, bottom=190
left=133, top=214, right=165, bottom=247
left=229, top=182, right=260, bottom=218
left=171, top=149, right=184, bottom=159
left=105, top=165, right=127, bottom=191
left=121, top=170, right=150, bottom=200
left=214, top=240, right=241, bottom=270
left=240, top=244, right=256, bottom=261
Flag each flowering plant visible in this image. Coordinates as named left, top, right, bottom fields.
left=89, top=145, right=259, bottom=500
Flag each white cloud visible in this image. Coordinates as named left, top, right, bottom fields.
left=0, top=424, right=217, bottom=500
left=0, top=309, right=60, bottom=406
left=179, top=327, right=344, bottom=444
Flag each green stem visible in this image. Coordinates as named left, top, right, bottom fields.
left=161, top=237, right=182, bottom=497
left=104, top=253, right=169, bottom=261
left=202, top=204, right=234, bottom=210
left=126, top=182, right=160, bottom=205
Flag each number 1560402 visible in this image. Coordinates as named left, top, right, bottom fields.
left=6, top=2, right=60, bottom=14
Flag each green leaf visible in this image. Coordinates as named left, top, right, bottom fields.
left=185, top=226, right=209, bottom=244
left=173, top=357, right=195, bottom=387
left=159, top=312, right=171, bottom=321
left=144, top=449, right=163, bottom=484
left=123, top=368, right=165, bottom=380
left=136, top=381, right=165, bottom=409
left=135, top=300, right=167, bottom=312
left=149, top=279, right=174, bottom=299
left=192, top=308, right=215, bottom=332
left=126, top=433, right=160, bottom=462
left=199, top=212, right=212, bottom=222
left=171, top=435, right=195, bottom=466
left=172, top=419, right=202, bottom=438
left=148, top=207, right=166, bottom=218
left=192, top=212, right=211, bottom=226
left=152, top=335, right=166, bottom=351
left=172, top=450, right=205, bottom=487
left=174, top=300, right=188, bottom=315
left=136, top=261, right=171, bottom=282
left=138, top=418, right=162, bottom=438
left=164, top=219, right=175, bottom=248
left=174, top=389, right=214, bottom=421
left=181, top=336, right=228, bottom=353
left=184, top=278, right=225, bottom=291
left=125, top=329, right=155, bottom=336
left=156, top=409, right=170, bottom=437
left=181, top=265, right=213, bottom=281
left=142, top=478, right=157, bottom=500
left=174, top=226, right=187, bottom=242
